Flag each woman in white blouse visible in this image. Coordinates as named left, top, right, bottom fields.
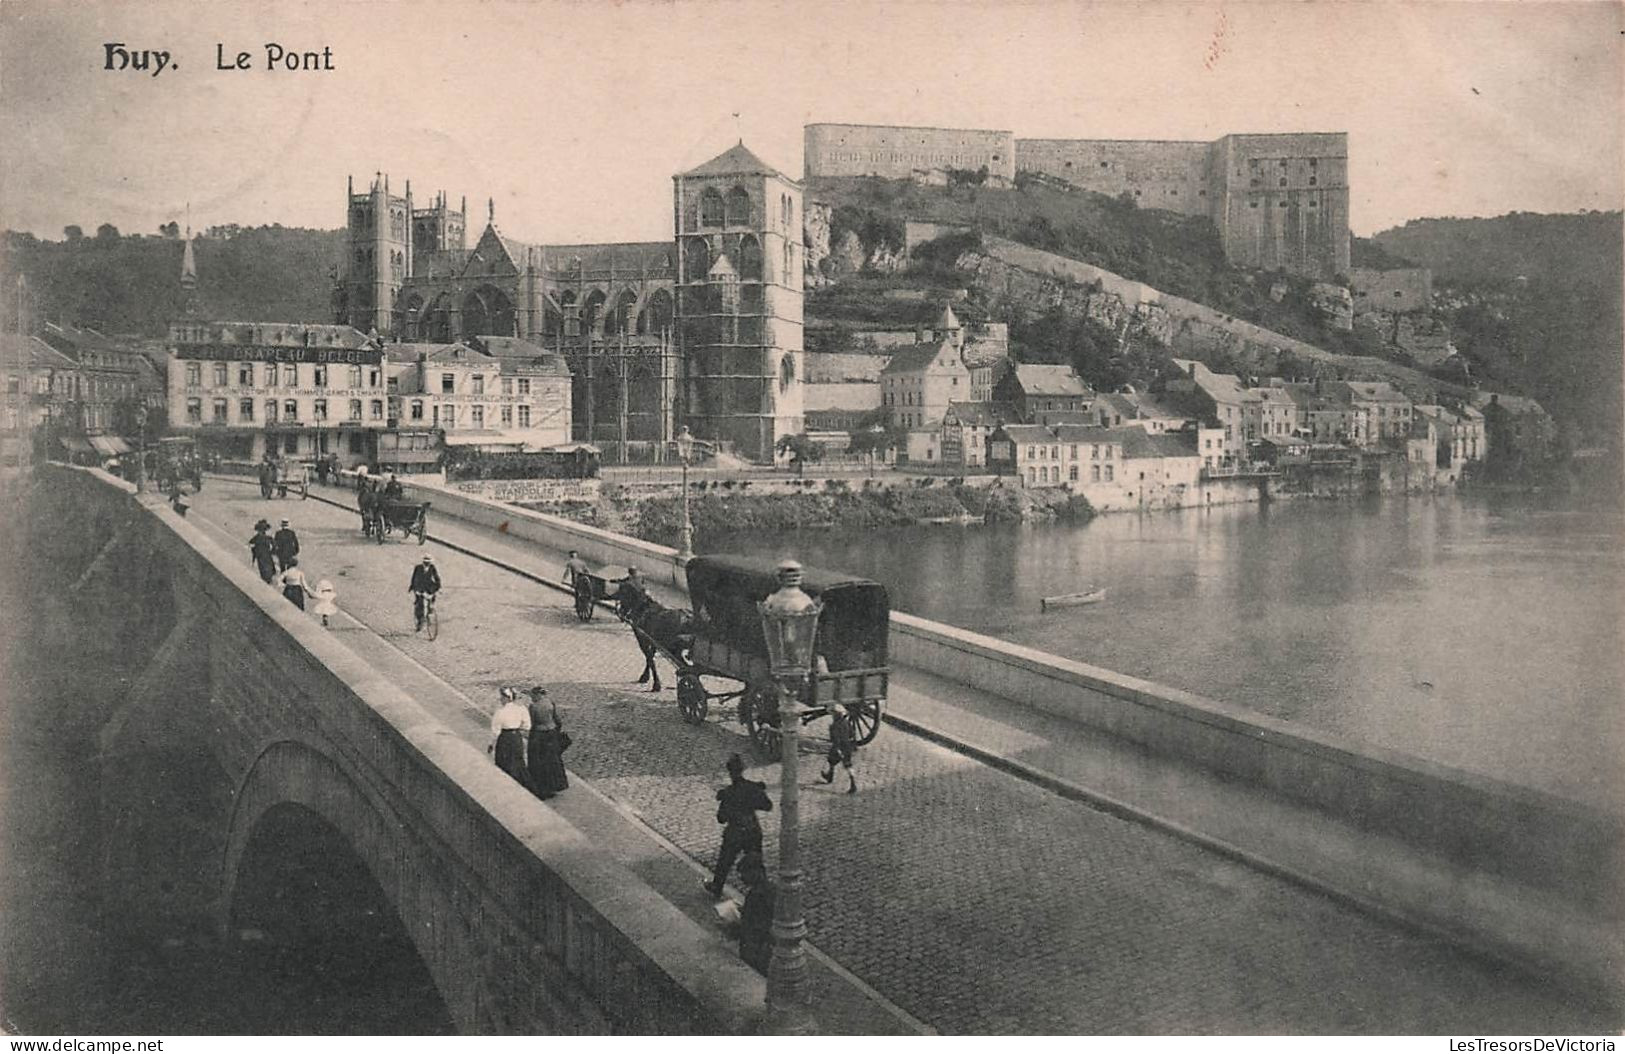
left=279, top=557, right=318, bottom=611
left=488, top=687, right=532, bottom=790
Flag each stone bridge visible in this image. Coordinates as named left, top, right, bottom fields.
left=26, top=465, right=767, bottom=1034
left=12, top=463, right=1622, bottom=1034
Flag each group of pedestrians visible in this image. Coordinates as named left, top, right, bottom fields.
left=488, top=685, right=571, bottom=800
left=248, top=516, right=337, bottom=626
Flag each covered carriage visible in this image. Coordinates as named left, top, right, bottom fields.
left=666, top=555, right=890, bottom=758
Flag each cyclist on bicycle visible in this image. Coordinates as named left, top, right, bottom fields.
left=409, top=554, right=441, bottom=631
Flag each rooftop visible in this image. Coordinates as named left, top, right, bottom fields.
left=1008, top=364, right=1090, bottom=397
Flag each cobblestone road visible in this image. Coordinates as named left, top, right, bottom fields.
left=191, top=482, right=1616, bottom=1034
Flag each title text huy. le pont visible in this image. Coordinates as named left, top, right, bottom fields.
left=102, top=42, right=335, bottom=77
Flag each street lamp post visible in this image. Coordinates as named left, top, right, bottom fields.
left=675, top=425, right=695, bottom=561
left=133, top=405, right=147, bottom=492
left=756, top=561, right=823, bottom=1031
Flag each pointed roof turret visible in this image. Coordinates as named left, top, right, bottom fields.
left=935, top=302, right=961, bottom=332
left=683, top=142, right=786, bottom=179
left=180, top=233, right=197, bottom=289
left=707, top=252, right=739, bottom=281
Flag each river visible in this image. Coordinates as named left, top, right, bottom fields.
left=705, top=493, right=1625, bottom=811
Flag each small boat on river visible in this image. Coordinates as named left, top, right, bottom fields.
left=1040, top=588, right=1106, bottom=611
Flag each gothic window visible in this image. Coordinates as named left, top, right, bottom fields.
left=779, top=355, right=795, bottom=392
left=783, top=243, right=793, bottom=285
left=637, top=289, right=673, bottom=337
left=581, top=289, right=607, bottom=336
left=606, top=289, right=638, bottom=336
left=685, top=237, right=710, bottom=280
left=700, top=188, right=725, bottom=228
left=737, top=235, right=762, bottom=282
left=725, top=186, right=752, bottom=227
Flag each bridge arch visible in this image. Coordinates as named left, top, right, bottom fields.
left=222, top=739, right=480, bottom=1033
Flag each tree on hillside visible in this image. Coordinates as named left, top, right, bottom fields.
left=95, top=223, right=120, bottom=242
left=63, top=225, right=83, bottom=242
left=159, top=222, right=180, bottom=239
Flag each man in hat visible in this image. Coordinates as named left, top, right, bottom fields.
left=383, top=472, right=404, bottom=500
left=272, top=518, right=300, bottom=572
left=248, top=519, right=277, bottom=584
left=704, top=753, right=772, bottom=899
left=408, top=554, right=441, bottom=631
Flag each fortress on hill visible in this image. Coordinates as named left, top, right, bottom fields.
left=805, top=123, right=1350, bottom=281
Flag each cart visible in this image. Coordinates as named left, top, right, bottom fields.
left=572, top=570, right=619, bottom=621
left=371, top=499, right=431, bottom=544
left=626, top=555, right=889, bottom=759
left=274, top=459, right=308, bottom=500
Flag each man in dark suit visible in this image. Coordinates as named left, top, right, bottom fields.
left=705, top=753, right=772, bottom=899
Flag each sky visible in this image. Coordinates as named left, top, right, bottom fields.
left=0, top=0, right=1620, bottom=244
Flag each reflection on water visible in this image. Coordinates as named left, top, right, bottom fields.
left=706, top=494, right=1625, bottom=810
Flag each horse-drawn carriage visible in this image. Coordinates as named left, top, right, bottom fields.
left=618, top=555, right=890, bottom=759
left=366, top=497, right=431, bottom=544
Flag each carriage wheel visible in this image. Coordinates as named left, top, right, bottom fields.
left=740, top=685, right=782, bottom=761
left=373, top=516, right=385, bottom=544
left=849, top=700, right=883, bottom=745
left=676, top=674, right=708, bottom=724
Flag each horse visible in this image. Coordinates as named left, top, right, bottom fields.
left=617, top=585, right=693, bottom=692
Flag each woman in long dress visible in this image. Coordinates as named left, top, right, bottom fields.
left=488, top=687, right=532, bottom=790
left=525, top=686, right=570, bottom=799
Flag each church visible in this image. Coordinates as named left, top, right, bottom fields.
left=334, top=144, right=805, bottom=461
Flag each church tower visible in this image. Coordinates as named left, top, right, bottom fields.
left=672, top=143, right=804, bottom=461
left=179, top=229, right=200, bottom=318
left=341, top=173, right=410, bottom=334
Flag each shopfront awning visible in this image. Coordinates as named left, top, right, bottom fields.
left=59, top=436, right=94, bottom=454
left=442, top=431, right=524, bottom=447
left=89, top=436, right=132, bottom=456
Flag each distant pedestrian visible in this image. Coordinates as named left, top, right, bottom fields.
left=273, top=518, right=300, bottom=572
left=525, top=686, right=570, bottom=799
left=488, top=687, right=533, bottom=790
left=279, top=557, right=316, bottom=610
left=248, top=519, right=276, bottom=584
left=704, top=753, right=772, bottom=899
left=315, top=458, right=330, bottom=486
left=562, top=549, right=590, bottom=585
left=312, top=579, right=338, bottom=628
left=819, top=706, right=860, bottom=795
left=258, top=460, right=275, bottom=500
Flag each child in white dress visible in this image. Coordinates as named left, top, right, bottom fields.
left=313, top=579, right=338, bottom=627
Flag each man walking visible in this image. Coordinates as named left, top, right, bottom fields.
left=704, top=753, right=772, bottom=899
left=258, top=459, right=275, bottom=500
left=272, top=518, right=300, bottom=573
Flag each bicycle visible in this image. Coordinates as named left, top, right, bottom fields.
left=414, top=591, right=440, bottom=640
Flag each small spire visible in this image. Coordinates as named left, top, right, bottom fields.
left=488, top=197, right=495, bottom=224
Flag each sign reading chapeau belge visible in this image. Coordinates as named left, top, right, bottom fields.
left=173, top=344, right=384, bottom=365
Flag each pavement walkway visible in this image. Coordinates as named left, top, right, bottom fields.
left=191, top=476, right=1618, bottom=1034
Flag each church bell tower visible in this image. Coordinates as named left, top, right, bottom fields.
left=672, top=143, right=804, bottom=462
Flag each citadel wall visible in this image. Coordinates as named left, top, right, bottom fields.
left=805, top=123, right=1016, bottom=182
left=1350, top=267, right=1433, bottom=314
left=1014, top=139, right=1212, bottom=217
left=1211, top=133, right=1350, bottom=279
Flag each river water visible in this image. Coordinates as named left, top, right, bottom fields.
left=706, top=493, right=1625, bottom=811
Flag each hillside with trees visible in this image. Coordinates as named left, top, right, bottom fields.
left=1371, top=212, right=1623, bottom=444
left=2, top=225, right=341, bottom=335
